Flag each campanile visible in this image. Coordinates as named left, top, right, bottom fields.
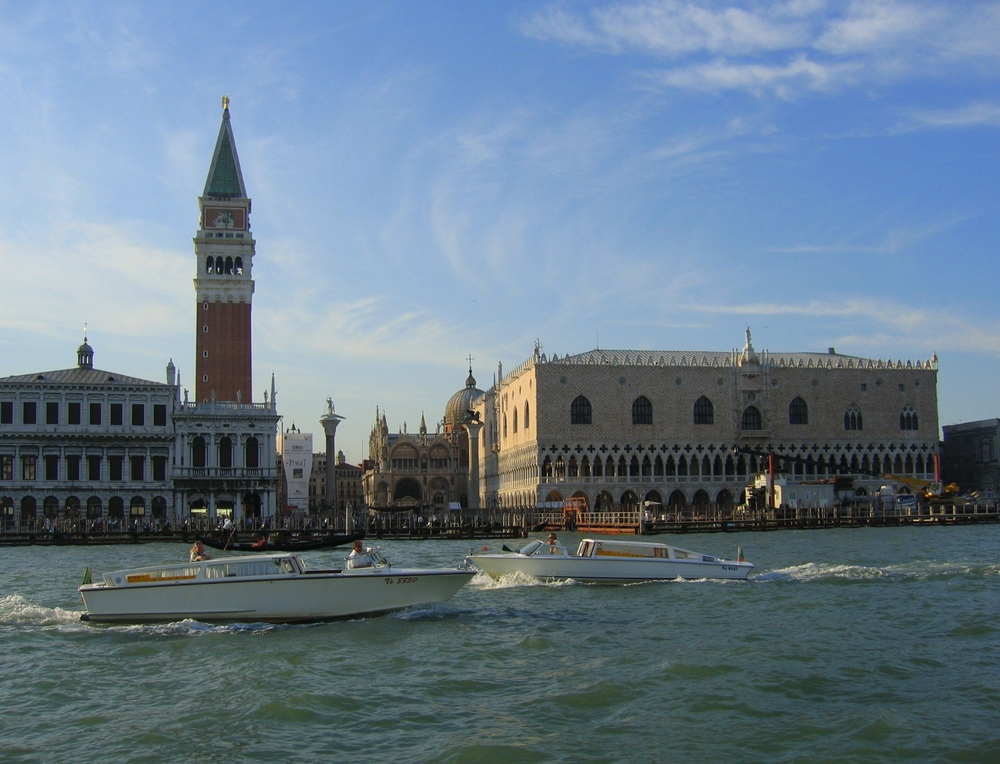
left=194, top=96, right=255, bottom=403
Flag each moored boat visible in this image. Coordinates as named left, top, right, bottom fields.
left=468, top=537, right=753, bottom=583
left=79, top=548, right=474, bottom=624
left=196, top=530, right=364, bottom=553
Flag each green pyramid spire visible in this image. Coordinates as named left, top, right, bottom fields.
left=203, top=97, right=247, bottom=199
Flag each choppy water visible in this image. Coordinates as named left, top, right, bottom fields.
left=2, top=526, right=998, bottom=763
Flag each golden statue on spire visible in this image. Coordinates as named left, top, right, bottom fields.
left=222, top=94, right=230, bottom=111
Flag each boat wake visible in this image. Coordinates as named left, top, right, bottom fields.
left=0, top=594, right=84, bottom=628
left=468, top=570, right=576, bottom=589
left=755, top=560, right=1000, bottom=583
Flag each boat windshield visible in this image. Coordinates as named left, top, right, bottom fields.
left=519, top=540, right=543, bottom=556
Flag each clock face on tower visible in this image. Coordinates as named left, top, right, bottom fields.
left=204, top=207, right=247, bottom=230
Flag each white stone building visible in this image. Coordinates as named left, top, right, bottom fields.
left=473, top=330, right=940, bottom=510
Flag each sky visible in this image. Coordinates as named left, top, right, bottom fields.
left=0, top=1, right=997, bottom=464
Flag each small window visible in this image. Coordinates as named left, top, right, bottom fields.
left=741, top=406, right=762, bottom=431
left=570, top=395, right=592, bottom=425
left=23, top=402, right=37, bottom=425
left=67, top=455, right=81, bottom=481
left=153, top=456, right=167, bottom=482
left=46, top=401, right=59, bottom=425
left=89, top=402, right=102, bottom=425
left=109, top=456, right=124, bottom=481
left=0, top=455, right=13, bottom=480
left=44, top=455, right=59, bottom=481
left=0, top=401, right=12, bottom=424
left=153, top=404, right=167, bottom=427
left=632, top=396, right=653, bottom=425
left=694, top=396, right=714, bottom=425
left=130, top=456, right=145, bottom=482
left=22, top=455, right=36, bottom=481
left=68, top=402, right=81, bottom=425
left=88, top=455, right=102, bottom=481
left=789, top=397, right=808, bottom=425
left=110, top=404, right=123, bottom=426
left=844, top=407, right=863, bottom=431
left=131, top=404, right=145, bottom=426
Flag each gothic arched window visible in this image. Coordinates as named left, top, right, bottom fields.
left=844, top=407, right=863, bottom=431
left=789, top=397, right=808, bottom=425
left=741, top=406, right=762, bottom=431
left=570, top=395, right=592, bottom=425
left=900, top=406, right=918, bottom=431
left=632, top=396, right=652, bottom=425
left=694, top=396, right=714, bottom=425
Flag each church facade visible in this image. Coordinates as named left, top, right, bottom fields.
left=472, top=331, right=940, bottom=510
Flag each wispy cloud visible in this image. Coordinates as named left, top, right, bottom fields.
left=764, top=213, right=976, bottom=256
left=899, top=100, right=1000, bottom=130
left=687, top=297, right=1000, bottom=355
left=521, top=1, right=1000, bottom=97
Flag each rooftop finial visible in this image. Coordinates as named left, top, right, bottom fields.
left=222, top=94, right=230, bottom=112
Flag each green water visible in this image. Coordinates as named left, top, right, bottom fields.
left=2, top=526, right=998, bottom=763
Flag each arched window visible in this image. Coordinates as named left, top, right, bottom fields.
left=215, top=256, right=224, bottom=274
left=205, top=256, right=215, bottom=274
left=631, top=396, right=653, bottom=425
left=741, top=406, right=762, bottom=430
left=192, top=436, right=207, bottom=469
left=234, top=257, right=243, bottom=275
left=513, top=408, right=518, bottom=434
left=789, top=397, right=808, bottom=425
left=225, top=256, right=233, bottom=275
left=694, top=396, right=714, bottom=425
left=570, top=395, right=592, bottom=425
left=844, top=407, right=863, bottom=431
left=503, top=414, right=507, bottom=438
left=218, top=437, right=233, bottom=470
left=899, top=406, right=918, bottom=431
left=524, top=402, right=530, bottom=430
left=245, top=437, right=260, bottom=469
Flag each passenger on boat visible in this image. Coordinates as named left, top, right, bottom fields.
left=189, top=541, right=212, bottom=562
left=347, top=539, right=371, bottom=568
left=250, top=534, right=269, bottom=550
left=546, top=533, right=563, bottom=554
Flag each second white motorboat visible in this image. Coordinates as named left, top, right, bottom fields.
left=468, top=537, right=753, bottom=583
left=79, top=547, right=474, bottom=624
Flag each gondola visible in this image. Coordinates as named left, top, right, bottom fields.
left=197, top=530, right=365, bottom=553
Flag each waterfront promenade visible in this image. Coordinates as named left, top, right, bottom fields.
left=1, top=501, right=997, bottom=545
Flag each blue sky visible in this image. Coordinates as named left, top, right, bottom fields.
left=0, top=1, right=997, bottom=463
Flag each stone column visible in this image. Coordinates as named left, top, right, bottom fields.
left=463, top=419, right=484, bottom=510
left=320, top=399, right=345, bottom=527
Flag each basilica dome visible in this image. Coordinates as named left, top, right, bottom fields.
left=444, top=368, right=484, bottom=429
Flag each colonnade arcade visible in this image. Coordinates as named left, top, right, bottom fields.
left=2, top=492, right=170, bottom=525
left=492, top=439, right=938, bottom=509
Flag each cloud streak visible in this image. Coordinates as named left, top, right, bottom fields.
left=522, top=1, right=1000, bottom=97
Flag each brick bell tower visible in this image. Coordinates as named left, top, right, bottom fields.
left=194, top=96, right=254, bottom=403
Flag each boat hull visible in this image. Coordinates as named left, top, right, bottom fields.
left=469, top=554, right=752, bottom=583
left=80, top=568, right=474, bottom=624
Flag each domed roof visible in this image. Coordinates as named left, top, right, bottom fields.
left=444, top=367, right=484, bottom=427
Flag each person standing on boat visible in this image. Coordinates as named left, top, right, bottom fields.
left=189, top=540, right=211, bottom=562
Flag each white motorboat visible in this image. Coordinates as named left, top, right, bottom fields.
left=468, top=538, right=753, bottom=583
left=78, top=548, right=474, bottom=624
